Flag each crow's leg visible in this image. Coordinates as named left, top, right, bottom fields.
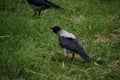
left=33, top=10, right=37, bottom=17
left=38, top=10, right=41, bottom=16
left=63, top=48, right=68, bottom=58
left=71, top=53, right=75, bottom=61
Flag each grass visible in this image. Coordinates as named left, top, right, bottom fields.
left=0, top=0, right=120, bottom=80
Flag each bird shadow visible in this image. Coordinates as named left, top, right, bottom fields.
left=50, top=54, right=86, bottom=64
left=50, top=54, right=106, bottom=66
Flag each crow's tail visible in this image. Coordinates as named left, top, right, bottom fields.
left=78, top=49, right=93, bottom=61
left=48, top=2, right=63, bottom=10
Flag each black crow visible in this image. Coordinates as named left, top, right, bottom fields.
left=51, top=26, right=93, bottom=61
left=27, top=0, right=63, bottom=16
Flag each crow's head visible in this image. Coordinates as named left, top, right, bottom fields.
left=51, top=26, right=62, bottom=34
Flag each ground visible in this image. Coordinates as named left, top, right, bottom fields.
left=0, top=0, right=120, bottom=80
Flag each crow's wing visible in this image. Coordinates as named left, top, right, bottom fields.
left=27, top=0, right=63, bottom=9
left=27, top=0, right=50, bottom=6
left=59, top=37, right=92, bottom=61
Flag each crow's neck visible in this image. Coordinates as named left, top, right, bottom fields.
left=57, top=30, right=76, bottom=39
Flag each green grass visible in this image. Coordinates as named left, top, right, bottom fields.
left=0, top=0, right=120, bottom=80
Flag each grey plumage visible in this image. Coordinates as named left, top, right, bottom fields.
left=27, top=0, right=63, bottom=16
left=51, top=26, right=93, bottom=61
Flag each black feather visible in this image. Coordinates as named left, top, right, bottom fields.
left=59, top=36, right=92, bottom=61
left=27, top=0, right=63, bottom=16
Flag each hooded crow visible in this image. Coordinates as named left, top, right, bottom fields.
left=27, top=0, right=63, bottom=16
left=51, top=26, right=93, bottom=61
